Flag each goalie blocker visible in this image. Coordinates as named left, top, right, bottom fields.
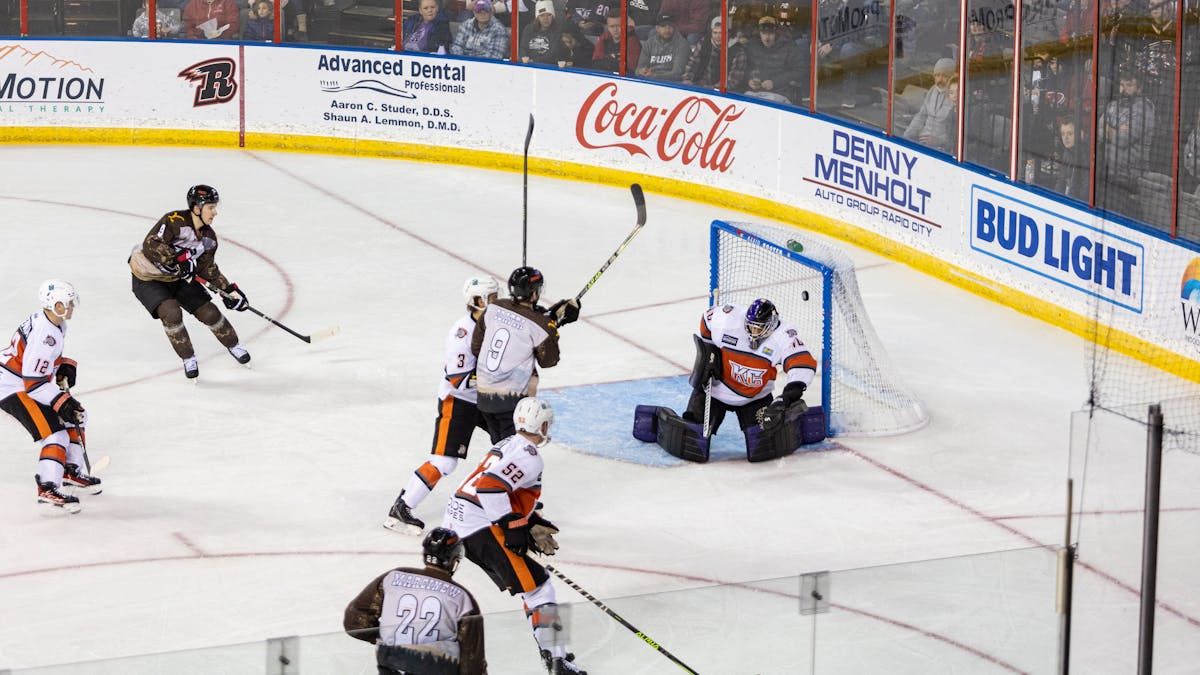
left=633, top=403, right=825, bottom=463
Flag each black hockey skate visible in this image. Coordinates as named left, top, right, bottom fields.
left=183, top=357, right=199, bottom=379
left=541, top=650, right=586, bottom=675
left=63, top=463, right=103, bottom=495
left=228, top=345, right=251, bottom=365
left=36, top=475, right=81, bottom=514
left=382, top=491, right=424, bottom=535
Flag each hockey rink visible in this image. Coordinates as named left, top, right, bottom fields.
left=0, top=145, right=1198, bottom=674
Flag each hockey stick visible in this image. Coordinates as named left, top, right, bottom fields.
left=522, top=114, right=534, bottom=267
left=702, top=364, right=714, bottom=440
left=545, top=564, right=700, bottom=674
left=573, top=183, right=647, bottom=302
left=197, top=277, right=338, bottom=344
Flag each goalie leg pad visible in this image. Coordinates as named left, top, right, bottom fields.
left=655, top=407, right=710, bottom=463
left=632, top=405, right=660, bottom=442
left=800, top=405, right=826, bottom=445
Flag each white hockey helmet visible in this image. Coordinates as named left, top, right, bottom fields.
left=462, top=275, right=500, bottom=312
left=513, top=397, right=554, bottom=443
left=38, top=279, right=79, bottom=318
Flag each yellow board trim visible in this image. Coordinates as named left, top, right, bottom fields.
left=3, top=125, right=1197, bottom=384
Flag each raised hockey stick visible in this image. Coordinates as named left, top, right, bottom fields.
left=197, top=277, right=338, bottom=344
left=522, top=114, right=535, bottom=267
left=573, top=183, right=647, bottom=302
left=545, top=564, right=700, bottom=675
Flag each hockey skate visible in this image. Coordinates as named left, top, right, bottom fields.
left=382, top=491, right=424, bottom=535
left=228, top=344, right=251, bottom=365
left=36, top=475, right=81, bottom=514
left=183, top=357, right=199, bottom=379
left=63, top=463, right=103, bottom=495
left=541, top=650, right=586, bottom=675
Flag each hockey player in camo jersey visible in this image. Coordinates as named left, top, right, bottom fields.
left=128, top=184, right=251, bottom=379
left=384, top=276, right=501, bottom=536
left=684, top=299, right=817, bottom=435
left=443, top=398, right=586, bottom=675
left=0, top=280, right=101, bottom=513
left=345, top=527, right=488, bottom=675
left=469, top=267, right=579, bottom=441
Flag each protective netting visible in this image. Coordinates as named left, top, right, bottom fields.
left=711, top=220, right=928, bottom=436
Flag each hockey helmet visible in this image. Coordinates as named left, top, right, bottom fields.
left=514, top=397, right=554, bottom=442
left=423, top=527, right=464, bottom=574
left=463, top=275, right=501, bottom=312
left=745, top=299, right=780, bottom=344
left=507, top=266, right=544, bottom=302
left=38, top=279, right=79, bottom=318
left=187, top=184, right=220, bottom=210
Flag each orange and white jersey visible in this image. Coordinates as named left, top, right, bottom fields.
left=0, top=311, right=69, bottom=406
left=438, top=314, right=479, bottom=404
left=443, top=434, right=543, bottom=538
left=698, top=303, right=817, bottom=406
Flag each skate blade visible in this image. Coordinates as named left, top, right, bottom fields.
left=382, top=517, right=423, bottom=536
left=64, top=483, right=103, bottom=496
left=39, top=500, right=82, bottom=514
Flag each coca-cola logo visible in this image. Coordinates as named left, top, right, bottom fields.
left=575, top=82, right=743, bottom=173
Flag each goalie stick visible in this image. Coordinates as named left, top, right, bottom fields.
left=196, top=277, right=339, bottom=344
left=522, top=114, right=534, bottom=267
left=545, top=564, right=700, bottom=674
left=573, top=183, right=647, bottom=302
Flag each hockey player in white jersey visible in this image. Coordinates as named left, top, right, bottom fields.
left=384, top=276, right=500, bottom=536
left=345, top=527, right=487, bottom=674
left=443, top=398, right=586, bottom=675
left=685, top=299, right=816, bottom=433
left=0, top=280, right=101, bottom=513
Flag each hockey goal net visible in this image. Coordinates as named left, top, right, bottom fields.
left=710, top=220, right=928, bottom=436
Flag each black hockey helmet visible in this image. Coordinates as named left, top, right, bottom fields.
left=187, top=184, right=220, bottom=210
left=423, top=527, right=464, bottom=574
left=745, top=298, right=780, bottom=342
left=508, top=266, right=545, bottom=302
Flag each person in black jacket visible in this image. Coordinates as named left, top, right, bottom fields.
left=520, top=0, right=565, bottom=65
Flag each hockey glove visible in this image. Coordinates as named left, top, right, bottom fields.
left=222, top=284, right=249, bottom=312
left=56, top=359, right=78, bottom=390
left=547, top=298, right=581, bottom=327
left=166, top=251, right=197, bottom=282
left=496, top=513, right=532, bottom=556
left=529, top=512, right=560, bottom=556
left=52, top=393, right=87, bottom=425
left=757, top=383, right=807, bottom=431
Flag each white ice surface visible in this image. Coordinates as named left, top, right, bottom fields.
left=0, top=146, right=1196, bottom=674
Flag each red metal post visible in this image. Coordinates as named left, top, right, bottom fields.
left=19, top=0, right=27, bottom=36
left=719, top=0, right=727, bottom=93
left=395, top=0, right=404, bottom=50
left=885, top=0, right=896, bottom=134
left=1170, top=0, right=1185, bottom=237
left=274, top=0, right=282, bottom=42
left=1009, top=0, right=1023, bottom=181
left=809, top=0, right=817, bottom=112
left=148, top=0, right=157, bottom=38
left=1088, top=0, right=1100, bottom=207
left=512, top=2, right=521, bottom=62
left=619, top=0, right=627, bottom=75
left=956, top=0, right=967, bottom=161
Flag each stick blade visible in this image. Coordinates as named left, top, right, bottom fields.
left=630, top=183, right=646, bottom=225
left=307, top=325, right=341, bottom=343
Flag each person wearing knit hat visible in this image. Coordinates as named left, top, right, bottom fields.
left=520, top=0, right=565, bottom=64
left=636, top=10, right=690, bottom=81
left=450, top=0, right=510, bottom=59
left=902, top=58, right=958, bottom=153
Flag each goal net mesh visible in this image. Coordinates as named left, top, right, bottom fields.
left=711, top=221, right=928, bottom=436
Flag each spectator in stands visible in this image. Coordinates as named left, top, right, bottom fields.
left=259, top=0, right=308, bottom=42
left=1054, top=118, right=1091, bottom=200
left=403, top=0, right=452, bottom=53
left=183, top=0, right=239, bottom=38
left=558, top=26, right=593, bottom=68
left=492, top=0, right=531, bottom=28
left=1098, top=70, right=1156, bottom=209
left=636, top=14, right=691, bottom=82
left=565, top=0, right=614, bottom=37
left=658, top=0, right=707, bottom=45
left=683, top=16, right=747, bottom=91
left=521, top=0, right=565, bottom=65
left=592, top=15, right=640, bottom=73
left=130, top=0, right=182, bottom=36
left=627, top=0, right=661, bottom=37
left=902, top=57, right=957, bottom=153
left=745, top=16, right=804, bottom=105
left=451, top=0, right=510, bottom=59
left=242, top=0, right=273, bottom=40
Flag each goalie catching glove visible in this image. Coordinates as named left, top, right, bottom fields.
left=757, top=382, right=807, bottom=431
left=496, top=511, right=560, bottom=556
left=547, top=298, right=581, bottom=327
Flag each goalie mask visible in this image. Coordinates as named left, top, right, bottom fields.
left=745, top=299, right=779, bottom=348
left=462, top=275, right=500, bottom=312
left=38, top=279, right=79, bottom=319
left=423, top=527, right=464, bottom=574
left=514, top=397, right=554, bottom=445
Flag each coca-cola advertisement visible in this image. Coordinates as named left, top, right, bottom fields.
left=574, top=81, right=744, bottom=174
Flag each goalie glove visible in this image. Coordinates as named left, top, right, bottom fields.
left=757, top=383, right=807, bottom=431
left=547, top=298, right=581, bottom=327
left=529, top=512, right=560, bottom=556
